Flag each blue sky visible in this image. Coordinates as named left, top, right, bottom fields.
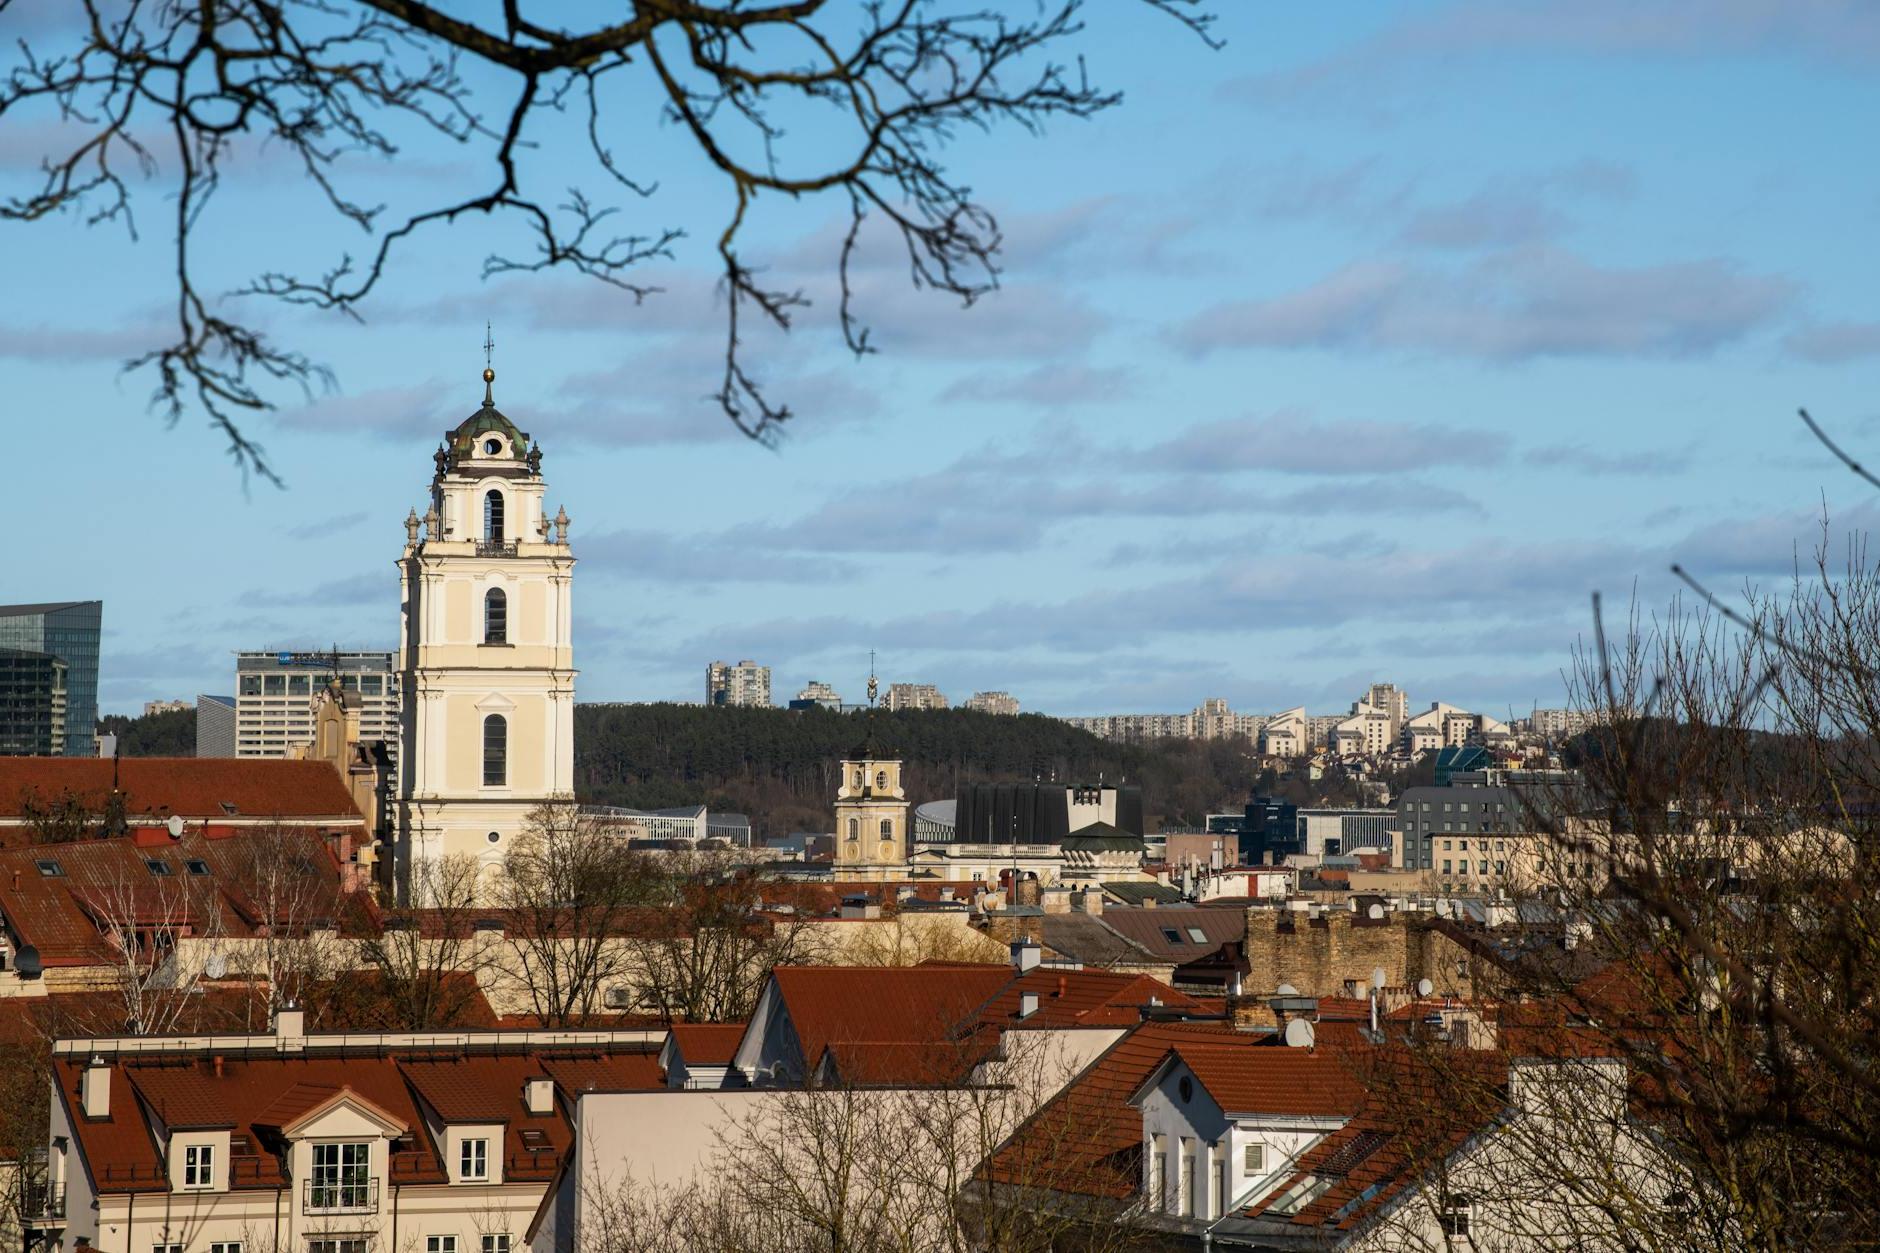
left=5, top=1, right=1880, bottom=720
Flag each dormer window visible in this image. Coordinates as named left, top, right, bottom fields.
left=184, top=1143, right=214, bottom=1188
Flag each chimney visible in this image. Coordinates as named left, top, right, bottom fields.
left=274, top=1004, right=306, bottom=1052
left=212, top=1055, right=224, bottom=1078
left=1010, top=938, right=1042, bottom=973
left=1056, top=975, right=1068, bottom=999
left=10, top=870, right=17, bottom=892
left=1073, top=888, right=1103, bottom=916
left=524, top=1077, right=555, bottom=1116
left=1225, top=994, right=1265, bottom=1032
left=1018, top=991, right=1039, bottom=1020
left=81, top=1061, right=110, bottom=1119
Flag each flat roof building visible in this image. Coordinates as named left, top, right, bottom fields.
left=235, top=650, right=399, bottom=760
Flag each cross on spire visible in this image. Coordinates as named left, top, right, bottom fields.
left=481, top=322, right=496, bottom=406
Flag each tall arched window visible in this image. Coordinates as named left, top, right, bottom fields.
left=484, top=588, right=507, bottom=644
left=846, top=818, right=859, bottom=840
left=483, top=714, right=507, bottom=786
left=484, top=489, right=505, bottom=542
left=878, top=819, right=893, bottom=840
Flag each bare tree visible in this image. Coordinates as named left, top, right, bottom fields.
left=490, top=800, right=662, bottom=1026
left=219, top=823, right=348, bottom=1028
left=0, top=0, right=1217, bottom=476
left=623, top=849, right=823, bottom=1022
left=353, top=851, right=492, bottom=1028
left=74, top=851, right=228, bottom=1035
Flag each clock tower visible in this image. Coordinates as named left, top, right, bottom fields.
left=394, top=366, right=576, bottom=894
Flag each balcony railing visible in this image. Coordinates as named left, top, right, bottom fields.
left=304, top=1178, right=378, bottom=1215
left=25, top=1182, right=65, bottom=1223
left=475, top=539, right=519, bottom=557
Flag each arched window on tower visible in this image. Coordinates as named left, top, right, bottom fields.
left=483, top=714, right=507, bottom=786
left=875, top=770, right=887, bottom=789
left=484, top=588, right=507, bottom=644
left=484, top=489, right=505, bottom=542
left=878, top=819, right=893, bottom=841
left=847, top=818, right=859, bottom=840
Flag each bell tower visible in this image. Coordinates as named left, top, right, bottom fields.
left=394, top=359, right=576, bottom=893
left=832, top=667, right=908, bottom=880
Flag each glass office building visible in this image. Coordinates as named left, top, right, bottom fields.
left=0, top=648, right=68, bottom=755
left=0, top=601, right=102, bottom=756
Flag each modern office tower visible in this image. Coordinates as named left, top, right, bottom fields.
left=0, top=648, right=68, bottom=755
left=0, top=601, right=102, bottom=756
left=196, top=693, right=237, bottom=757
left=235, top=650, right=401, bottom=758
left=707, top=660, right=771, bottom=707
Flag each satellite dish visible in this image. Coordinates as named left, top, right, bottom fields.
left=167, top=815, right=185, bottom=839
left=1371, top=966, right=1388, bottom=989
left=1275, top=983, right=1298, bottom=997
left=1283, top=1018, right=1316, bottom=1049
left=1416, top=978, right=1435, bottom=997
left=203, top=953, right=228, bottom=980
left=1367, top=903, right=1385, bottom=920
left=14, top=946, right=42, bottom=979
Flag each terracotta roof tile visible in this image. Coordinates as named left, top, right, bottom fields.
left=771, top=964, right=1015, bottom=1073
left=666, top=1022, right=747, bottom=1066
left=1160, top=1042, right=1368, bottom=1118
left=0, top=757, right=363, bottom=832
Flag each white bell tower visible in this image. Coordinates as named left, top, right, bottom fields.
left=394, top=361, right=576, bottom=893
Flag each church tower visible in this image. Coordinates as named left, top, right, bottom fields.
left=832, top=672, right=908, bottom=880
left=394, top=364, right=575, bottom=890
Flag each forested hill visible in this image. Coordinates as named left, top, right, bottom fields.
left=573, top=703, right=1259, bottom=839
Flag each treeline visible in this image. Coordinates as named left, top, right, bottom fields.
left=573, top=703, right=1261, bottom=837
left=97, top=707, right=196, bottom=756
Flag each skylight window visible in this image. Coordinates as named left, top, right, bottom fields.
left=1268, top=1174, right=1335, bottom=1216
left=1160, top=928, right=1183, bottom=944
left=1186, top=927, right=1209, bottom=943
left=35, top=859, right=63, bottom=877
left=220, top=802, right=239, bottom=815
left=186, top=860, right=212, bottom=876
left=145, top=859, right=174, bottom=876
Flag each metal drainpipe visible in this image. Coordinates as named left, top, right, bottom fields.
left=126, top=1189, right=134, bottom=1253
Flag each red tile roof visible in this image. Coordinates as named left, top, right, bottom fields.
left=983, top=1021, right=1257, bottom=1199
left=975, top=967, right=1204, bottom=1029
left=55, top=1042, right=665, bottom=1196
left=0, top=757, right=364, bottom=832
left=0, top=829, right=351, bottom=965
left=769, top=964, right=1015, bottom=1081
left=667, top=1022, right=747, bottom=1066
left=1156, top=1042, right=1368, bottom=1118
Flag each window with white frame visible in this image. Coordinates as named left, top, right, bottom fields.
left=428, top=1238, right=457, bottom=1253
left=212, top=1242, right=244, bottom=1253
left=1244, top=1142, right=1266, bottom=1173
left=482, top=1236, right=510, bottom=1253
left=184, top=1142, right=214, bottom=1188
left=155, top=1245, right=184, bottom=1253
left=460, top=1137, right=489, bottom=1181
left=1438, top=1192, right=1472, bottom=1236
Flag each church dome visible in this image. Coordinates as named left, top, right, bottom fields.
left=444, top=369, right=533, bottom=465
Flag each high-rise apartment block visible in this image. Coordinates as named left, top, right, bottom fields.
left=1065, top=699, right=1266, bottom=744
left=707, top=660, right=771, bottom=707
left=885, top=682, right=948, bottom=711
left=965, top=690, right=1020, bottom=715
left=236, top=650, right=401, bottom=758
left=142, top=699, right=191, bottom=716
left=790, top=680, right=841, bottom=710
left=0, top=600, right=102, bottom=756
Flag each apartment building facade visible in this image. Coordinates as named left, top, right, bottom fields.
left=706, top=660, right=771, bottom=707
left=236, top=650, right=400, bottom=760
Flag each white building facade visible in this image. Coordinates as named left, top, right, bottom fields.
left=395, top=370, right=576, bottom=887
